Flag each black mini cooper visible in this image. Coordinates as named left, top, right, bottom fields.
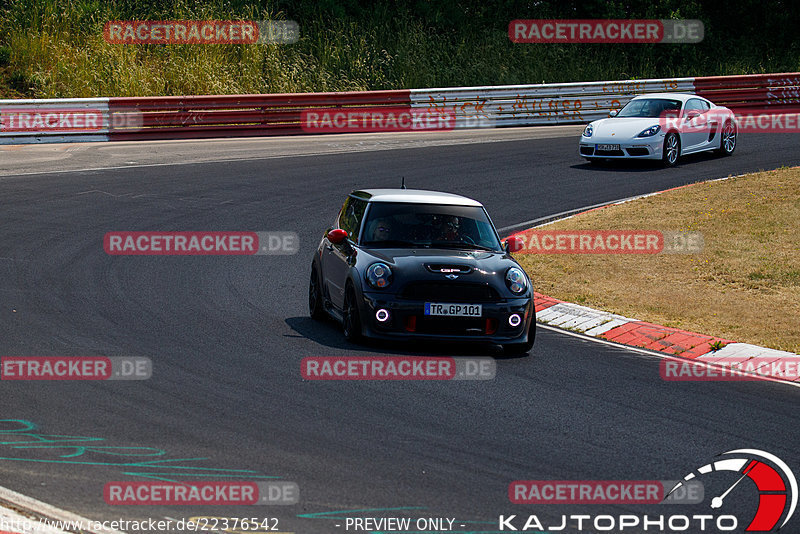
left=309, top=189, right=535, bottom=354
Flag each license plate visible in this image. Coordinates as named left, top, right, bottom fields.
left=424, top=303, right=482, bottom=317
left=596, top=144, right=620, bottom=151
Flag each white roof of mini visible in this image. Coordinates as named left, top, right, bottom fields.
left=354, top=189, right=483, bottom=207
left=631, top=93, right=704, bottom=102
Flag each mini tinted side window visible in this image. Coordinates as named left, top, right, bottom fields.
left=337, top=197, right=367, bottom=241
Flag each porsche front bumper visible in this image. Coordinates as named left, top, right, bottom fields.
left=579, top=133, right=666, bottom=160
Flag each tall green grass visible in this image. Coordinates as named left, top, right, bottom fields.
left=1, top=0, right=798, bottom=98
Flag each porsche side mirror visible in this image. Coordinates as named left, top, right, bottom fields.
left=609, top=109, right=619, bottom=117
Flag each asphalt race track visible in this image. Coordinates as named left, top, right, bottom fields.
left=1, top=131, right=799, bottom=533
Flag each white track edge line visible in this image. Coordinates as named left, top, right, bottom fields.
left=498, top=174, right=737, bottom=234
left=536, top=323, right=800, bottom=389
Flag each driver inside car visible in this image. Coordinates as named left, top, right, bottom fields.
left=434, top=215, right=461, bottom=241
left=370, top=218, right=394, bottom=242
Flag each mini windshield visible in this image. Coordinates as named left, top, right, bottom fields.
left=361, top=202, right=502, bottom=251
left=617, top=98, right=682, bottom=118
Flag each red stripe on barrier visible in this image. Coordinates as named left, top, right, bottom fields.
left=693, top=73, right=800, bottom=113
left=694, top=72, right=800, bottom=89
left=695, top=88, right=800, bottom=101
left=107, top=90, right=411, bottom=140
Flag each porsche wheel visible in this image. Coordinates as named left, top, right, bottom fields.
left=717, top=120, right=737, bottom=156
left=662, top=132, right=680, bottom=167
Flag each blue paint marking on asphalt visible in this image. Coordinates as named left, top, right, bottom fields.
left=0, top=419, right=279, bottom=482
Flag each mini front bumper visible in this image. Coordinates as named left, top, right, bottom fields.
left=358, top=291, right=534, bottom=343
left=579, top=134, right=665, bottom=159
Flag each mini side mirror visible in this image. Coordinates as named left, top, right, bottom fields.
left=504, top=235, right=524, bottom=253
left=328, top=228, right=348, bottom=244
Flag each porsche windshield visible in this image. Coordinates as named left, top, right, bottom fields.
left=617, top=98, right=682, bottom=118
left=361, top=202, right=502, bottom=251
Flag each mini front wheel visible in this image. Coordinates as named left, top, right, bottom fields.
left=342, top=286, right=362, bottom=342
left=309, top=266, right=325, bottom=321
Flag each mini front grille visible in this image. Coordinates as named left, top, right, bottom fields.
left=425, top=264, right=473, bottom=274
left=400, top=282, right=500, bottom=302
left=415, top=316, right=486, bottom=335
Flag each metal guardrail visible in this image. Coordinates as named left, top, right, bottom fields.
left=694, top=73, right=800, bottom=110
left=108, top=90, right=411, bottom=140
left=409, top=77, right=696, bottom=126
left=1, top=73, right=798, bottom=144
left=0, top=98, right=110, bottom=143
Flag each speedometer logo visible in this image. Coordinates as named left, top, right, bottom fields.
left=667, top=449, right=797, bottom=531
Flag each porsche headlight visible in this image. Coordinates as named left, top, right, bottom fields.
left=366, top=262, right=392, bottom=289
left=505, top=267, right=528, bottom=295
left=636, top=125, right=661, bottom=137
left=583, top=124, right=594, bottom=137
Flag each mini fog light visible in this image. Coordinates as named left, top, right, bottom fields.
left=508, top=314, right=522, bottom=327
left=376, top=309, right=391, bottom=322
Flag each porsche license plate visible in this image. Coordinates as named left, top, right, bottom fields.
left=424, top=303, right=482, bottom=317
left=596, top=144, right=620, bottom=151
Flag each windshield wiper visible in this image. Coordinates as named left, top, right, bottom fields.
left=430, top=242, right=499, bottom=252
left=364, top=239, right=430, bottom=248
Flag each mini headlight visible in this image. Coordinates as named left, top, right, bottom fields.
left=583, top=124, right=594, bottom=137
left=505, top=267, right=528, bottom=295
left=636, top=125, right=661, bottom=137
left=366, top=262, right=392, bottom=289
